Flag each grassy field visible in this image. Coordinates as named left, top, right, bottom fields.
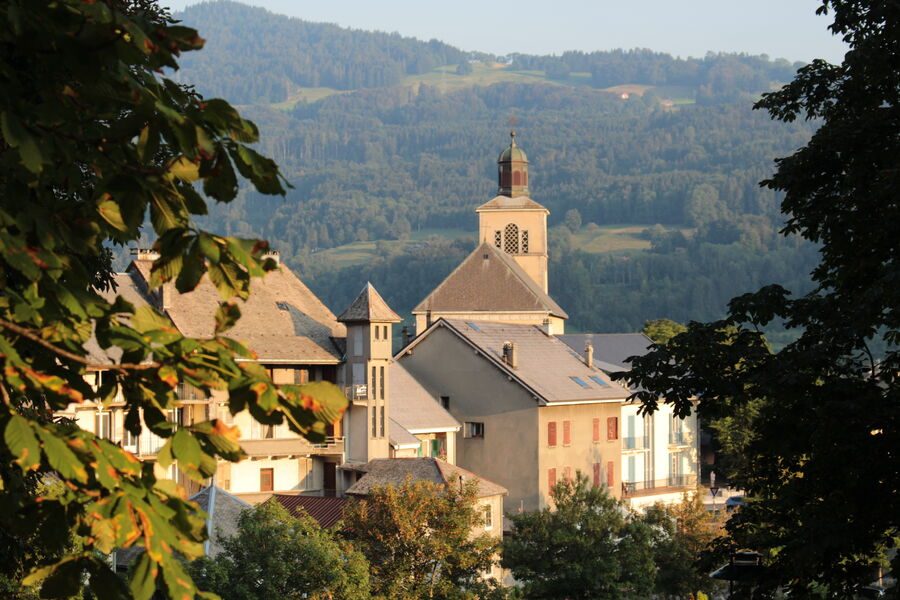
left=312, top=224, right=694, bottom=269
left=267, top=62, right=696, bottom=110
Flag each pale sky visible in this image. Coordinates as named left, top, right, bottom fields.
left=164, top=0, right=847, bottom=64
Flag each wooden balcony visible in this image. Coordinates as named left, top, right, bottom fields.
left=240, top=436, right=344, bottom=458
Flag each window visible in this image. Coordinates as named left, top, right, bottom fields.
left=352, top=363, right=364, bottom=385
left=383, top=325, right=388, bottom=340
left=513, top=170, right=522, bottom=186
left=626, top=456, right=636, bottom=483
left=569, top=376, right=590, bottom=389
left=294, top=369, right=310, bottom=384
left=593, top=462, right=601, bottom=487
left=547, top=421, right=557, bottom=447
left=482, top=504, right=493, bottom=530
left=465, top=422, right=484, bottom=439
left=588, top=375, right=609, bottom=387
left=494, top=230, right=501, bottom=248
left=371, top=406, right=377, bottom=437
left=123, top=428, right=138, bottom=450
left=371, top=366, right=377, bottom=398
left=353, top=330, right=363, bottom=356
left=607, top=417, right=619, bottom=441
left=440, top=396, right=450, bottom=410
left=260, top=468, right=274, bottom=492
left=95, top=412, right=112, bottom=439
left=251, top=421, right=274, bottom=439
left=548, top=467, right=557, bottom=490
left=503, top=223, right=519, bottom=254
left=593, top=418, right=600, bottom=443
left=563, top=420, right=571, bottom=446
left=379, top=366, right=385, bottom=400
left=606, top=461, right=615, bottom=488
left=522, top=230, right=529, bottom=254
left=375, top=325, right=380, bottom=340
left=380, top=406, right=385, bottom=438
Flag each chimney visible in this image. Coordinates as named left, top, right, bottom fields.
left=263, top=250, right=280, bottom=266
left=540, top=318, right=552, bottom=335
left=131, top=247, right=160, bottom=262
left=584, top=342, right=594, bottom=369
left=502, top=341, right=518, bottom=369
left=401, top=326, right=410, bottom=347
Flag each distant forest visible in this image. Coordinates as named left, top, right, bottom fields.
left=165, top=1, right=822, bottom=335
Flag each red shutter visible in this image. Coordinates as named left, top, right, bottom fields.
left=548, top=468, right=557, bottom=490
left=593, top=418, right=600, bottom=442
left=564, top=466, right=572, bottom=481
left=548, top=421, right=557, bottom=447
left=607, top=416, right=619, bottom=441
left=606, top=461, right=615, bottom=488
left=260, top=468, right=274, bottom=492
left=593, top=463, right=601, bottom=487
left=563, top=420, right=571, bottom=446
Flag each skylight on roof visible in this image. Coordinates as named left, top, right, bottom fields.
left=569, top=376, right=590, bottom=389
left=276, top=301, right=290, bottom=311
left=589, top=375, right=609, bottom=387
left=466, top=322, right=482, bottom=332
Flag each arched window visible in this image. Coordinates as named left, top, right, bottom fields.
left=513, top=170, right=522, bottom=186
left=500, top=167, right=511, bottom=188
left=504, top=223, right=519, bottom=254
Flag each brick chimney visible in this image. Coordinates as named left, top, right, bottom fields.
left=502, top=341, right=518, bottom=369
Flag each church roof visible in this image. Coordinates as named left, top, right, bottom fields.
left=412, top=242, right=568, bottom=319
left=476, top=195, right=548, bottom=212
left=337, top=282, right=402, bottom=323
left=498, top=131, right=528, bottom=163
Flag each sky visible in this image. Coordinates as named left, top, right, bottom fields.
left=163, top=0, right=847, bottom=64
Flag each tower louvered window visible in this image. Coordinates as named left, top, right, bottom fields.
left=494, top=230, right=501, bottom=248
left=504, top=223, right=519, bottom=254
left=522, top=230, right=529, bottom=254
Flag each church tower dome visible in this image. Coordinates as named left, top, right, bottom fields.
left=497, top=131, right=529, bottom=198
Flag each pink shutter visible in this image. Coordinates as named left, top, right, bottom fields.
left=548, top=421, right=557, bottom=447
left=563, top=420, right=571, bottom=446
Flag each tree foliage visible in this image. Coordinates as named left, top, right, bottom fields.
left=342, top=478, right=501, bottom=600
left=502, top=474, right=656, bottom=599
left=190, top=501, right=369, bottom=600
left=641, top=318, right=687, bottom=345
left=0, top=1, right=345, bottom=598
left=615, top=0, right=900, bottom=594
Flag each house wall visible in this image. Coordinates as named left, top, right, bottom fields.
left=399, top=326, right=539, bottom=516
left=538, top=402, right=623, bottom=507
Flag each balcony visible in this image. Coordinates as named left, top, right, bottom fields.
left=668, top=430, right=692, bottom=446
left=621, top=474, right=698, bottom=498
left=241, top=436, right=344, bottom=458
left=344, top=385, right=368, bottom=405
left=622, top=436, right=650, bottom=452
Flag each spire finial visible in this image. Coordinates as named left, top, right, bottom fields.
left=510, top=130, right=517, bottom=145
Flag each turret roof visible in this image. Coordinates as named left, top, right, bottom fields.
left=337, top=282, right=402, bottom=323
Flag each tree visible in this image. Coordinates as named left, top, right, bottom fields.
left=342, top=478, right=501, bottom=599
left=0, top=2, right=345, bottom=598
left=502, top=474, right=656, bottom=599
left=616, top=0, right=900, bottom=594
left=190, top=501, right=369, bottom=600
left=641, top=318, right=687, bottom=345
left=643, top=495, right=724, bottom=598
left=456, top=61, right=473, bottom=76
left=563, top=208, right=582, bottom=232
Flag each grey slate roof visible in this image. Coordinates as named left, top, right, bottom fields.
left=413, top=242, right=568, bottom=318
left=129, top=259, right=345, bottom=363
left=558, top=333, right=654, bottom=371
left=476, top=195, right=547, bottom=212
left=337, top=282, right=402, bottom=323
left=192, top=485, right=251, bottom=557
left=409, top=319, right=629, bottom=404
left=389, top=419, right=421, bottom=449
left=345, top=457, right=507, bottom=498
left=390, top=363, right=459, bottom=433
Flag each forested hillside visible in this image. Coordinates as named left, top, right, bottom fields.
left=167, top=1, right=821, bottom=334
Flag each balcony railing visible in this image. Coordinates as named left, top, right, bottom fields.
left=622, top=474, right=698, bottom=497
left=344, top=385, right=368, bottom=402
left=622, top=436, right=650, bottom=451
left=241, top=436, right=344, bottom=457
left=668, top=430, right=691, bottom=446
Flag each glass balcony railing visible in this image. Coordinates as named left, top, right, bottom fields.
left=621, top=474, right=698, bottom=496
left=622, top=436, right=650, bottom=451
left=668, top=430, right=690, bottom=445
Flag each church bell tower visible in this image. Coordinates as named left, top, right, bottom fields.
left=477, top=132, right=550, bottom=292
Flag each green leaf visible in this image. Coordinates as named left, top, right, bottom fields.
left=88, top=559, right=131, bottom=600
left=198, top=233, right=221, bottom=264
left=98, top=198, right=128, bottom=232
left=214, top=301, right=241, bottom=333
left=35, top=428, right=88, bottom=483
left=4, top=415, right=41, bottom=471
left=1, top=111, right=43, bottom=174
left=131, top=306, right=174, bottom=334
left=129, top=553, right=159, bottom=600
left=171, top=429, right=204, bottom=475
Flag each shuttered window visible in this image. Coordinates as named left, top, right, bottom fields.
left=593, top=463, right=601, bottom=487
left=607, top=416, right=619, bottom=441
left=563, top=420, right=571, bottom=446
left=606, top=461, right=615, bottom=488
left=547, top=421, right=557, bottom=447
left=593, top=418, right=600, bottom=442
left=563, top=466, right=572, bottom=481
left=260, top=468, right=274, bottom=492
left=548, top=468, right=557, bottom=490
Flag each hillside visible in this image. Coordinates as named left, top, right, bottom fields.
left=165, top=2, right=820, bottom=334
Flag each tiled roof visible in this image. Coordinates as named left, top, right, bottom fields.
left=129, top=259, right=345, bottom=363
left=476, top=195, right=547, bottom=212
left=389, top=419, right=421, bottom=449
left=415, top=320, right=629, bottom=404
left=412, top=243, right=567, bottom=318
left=345, top=457, right=507, bottom=499
left=192, top=486, right=251, bottom=557
left=337, top=282, right=402, bottom=323
left=272, top=494, right=348, bottom=529
left=558, top=333, right=654, bottom=371
left=390, top=363, right=459, bottom=433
